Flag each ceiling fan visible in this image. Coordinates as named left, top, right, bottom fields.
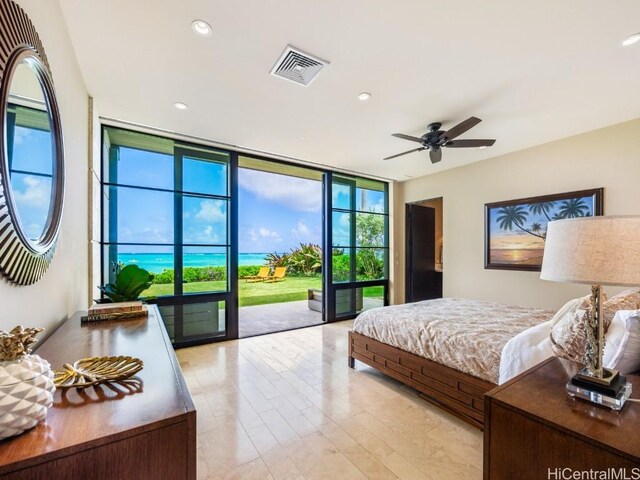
left=384, top=116, right=496, bottom=163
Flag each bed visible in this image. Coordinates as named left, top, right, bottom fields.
left=348, top=298, right=556, bottom=429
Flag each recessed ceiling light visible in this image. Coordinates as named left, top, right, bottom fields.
left=358, top=92, right=371, bottom=101
left=622, top=33, right=640, bottom=46
left=174, top=102, right=188, bottom=110
left=191, top=19, right=212, bottom=37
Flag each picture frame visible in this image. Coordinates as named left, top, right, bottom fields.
left=484, top=188, right=603, bottom=271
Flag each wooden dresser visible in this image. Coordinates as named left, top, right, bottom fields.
left=0, top=306, right=196, bottom=480
left=484, top=357, right=640, bottom=479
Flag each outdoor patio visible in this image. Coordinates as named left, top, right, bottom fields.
left=239, top=299, right=323, bottom=338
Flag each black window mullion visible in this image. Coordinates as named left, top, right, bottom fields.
left=174, top=150, right=184, bottom=297
left=323, top=172, right=335, bottom=322
left=227, top=151, right=239, bottom=339
left=172, top=149, right=185, bottom=344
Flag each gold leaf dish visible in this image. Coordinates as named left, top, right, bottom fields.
left=54, top=356, right=143, bottom=389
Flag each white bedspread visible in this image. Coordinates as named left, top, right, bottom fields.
left=353, top=298, right=554, bottom=384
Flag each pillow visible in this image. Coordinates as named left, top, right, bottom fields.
left=549, top=296, right=592, bottom=363
left=604, top=309, right=640, bottom=375
left=603, top=288, right=640, bottom=331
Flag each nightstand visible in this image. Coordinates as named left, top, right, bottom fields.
left=483, top=356, right=640, bottom=479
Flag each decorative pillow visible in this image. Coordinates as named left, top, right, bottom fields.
left=603, top=288, right=640, bottom=331
left=549, top=296, right=592, bottom=363
left=604, top=309, right=640, bottom=375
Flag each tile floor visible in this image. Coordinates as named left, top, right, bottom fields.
left=177, top=320, right=483, bottom=480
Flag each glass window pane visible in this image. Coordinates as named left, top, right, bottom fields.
left=159, top=301, right=226, bottom=343
left=356, top=212, right=386, bottom=247
left=356, top=248, right=387, bottom=281
left=183, top=155, right=228, bottom=196
left=10, top=122, right=53, bottom=175
left=332, top=248, right=353, bottom=283
left=108, top=146, right=173, bottom=190
left=332, top=181, right=352, bottom=210
left=183, top=246, right=228, bottom=294
left=104, top=186, right=174, bottom=244
left=335, top=286, right=385, bottom=317
left=335, top=288, right=363, bottom=317
left=332, top=211, right=352, bottom=247
left=356, top=187, right=386, bottom=213
left=103, top=244, right=174, bottom=297
left=183, top=196, right=228, bottom=245
left=9, top=172, right=52, bottom=241
left=363, top=285, right=385, bottom=310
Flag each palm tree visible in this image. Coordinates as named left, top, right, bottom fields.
left=495, top=206, right=545, bottom=239
left=528, top=202, right=555, bottom=222
left=557, top=198, right=590, bottom=219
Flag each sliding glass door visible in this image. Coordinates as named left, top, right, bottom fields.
left=324, top=173, right=389, bottom=320
left=102, top=127, right=237, bottom=346
left=102, top=126, right=389, bottom=346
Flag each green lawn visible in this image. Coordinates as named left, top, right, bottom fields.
left=145, top=276, right=323, bottom=307
left=144, top=276, right=383, bottom=307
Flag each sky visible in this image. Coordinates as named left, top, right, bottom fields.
left=14, top=130, right=384, bottom=255
left=9, top=124, right=53, bottom=241
left=107, top=146, right=323, bottom=253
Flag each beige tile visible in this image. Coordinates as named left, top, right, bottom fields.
left=223, top=458, right=274, bottom=480
left=380, top=452, right=432, bottom=480
left=179, top=320, right=482, bottom=480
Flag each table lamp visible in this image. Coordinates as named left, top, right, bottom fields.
left=541, top=216, right=640, bottom=410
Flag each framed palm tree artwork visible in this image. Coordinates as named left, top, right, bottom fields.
left=485, top=188, right=603, bottom=271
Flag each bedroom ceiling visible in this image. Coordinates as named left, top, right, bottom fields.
left=57, top=0, right=640, bottom=181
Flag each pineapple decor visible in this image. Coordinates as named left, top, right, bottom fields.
left=0, top=326, right=55, bottom=440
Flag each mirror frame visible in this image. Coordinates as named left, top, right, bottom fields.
left=0, top=0, right=65, bottom=285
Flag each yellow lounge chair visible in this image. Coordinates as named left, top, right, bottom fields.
left=244, top=266, right=270, bottom=283
left=265, top=266, right=287, bottom=283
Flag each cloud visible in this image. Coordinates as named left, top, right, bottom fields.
left=291, top=221, right=310, bottom=237
left=239, top=169, right=321, bottom=212
left=13, top=127, right=32, bottom=146
left=141, top=227, right=172, bottom=243
left=248, top=227, right=281, bottom=243
left=195, top=199, right=226, bottom=222
left=12, top=175, right=50, bottom=208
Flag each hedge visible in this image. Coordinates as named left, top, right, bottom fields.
left=153, top=265, right=264, bottom=284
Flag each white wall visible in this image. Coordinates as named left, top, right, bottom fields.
left=0, top=0, right=89, bottom=336
left=394, top=118, right=640, bottom=310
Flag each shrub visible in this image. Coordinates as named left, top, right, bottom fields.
left=266, top=243, right=322, bottom=276
left=238, top=265, right=261, bottom=278
left=153, top=269, right=174, bottom=284
left=152, top=265, right=267, bottom=284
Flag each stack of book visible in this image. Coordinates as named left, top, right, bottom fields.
left=83, top=301, right=149, bottom=323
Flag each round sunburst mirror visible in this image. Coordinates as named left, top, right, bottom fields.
left=0, top=0, right=64, bottom=285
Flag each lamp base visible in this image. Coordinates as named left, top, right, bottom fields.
left=566, top=368, right=632, bottom=411
left=572, top=367, right=624, bottom=396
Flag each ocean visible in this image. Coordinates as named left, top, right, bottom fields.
left=118, top=253, right=269, bottom=273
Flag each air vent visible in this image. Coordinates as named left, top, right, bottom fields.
left=270, top=45, right=329, bottom=86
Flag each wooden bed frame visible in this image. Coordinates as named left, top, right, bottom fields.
left=348, top=331, right=496, bottom=429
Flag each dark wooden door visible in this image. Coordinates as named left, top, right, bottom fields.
left=405, top=204, right=440, bottom=302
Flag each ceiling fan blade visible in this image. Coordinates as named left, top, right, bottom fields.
left=429, top=148, right=442, bottom=163
left=391, top=133, right=423, bottom=143
left=445, top=139, right=496, bottom=148
left=441, top=117, right=482, bottom=141
left=383, top=147, right=425, bottom=160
